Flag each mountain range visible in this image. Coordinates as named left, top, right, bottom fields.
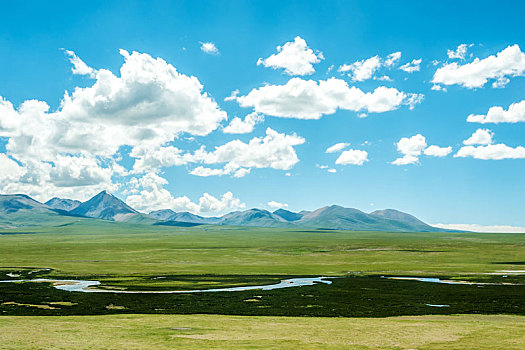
left=0, top=191, right=446, bottom=232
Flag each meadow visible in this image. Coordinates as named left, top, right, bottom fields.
left=0, top=314, right=523, bottom=349
left=0, top=221, right=523, bottom=348
left=0, top=220, right=523, bottom=278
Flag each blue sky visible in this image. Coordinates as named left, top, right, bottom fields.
left=0, top=1, right=524, bottom=230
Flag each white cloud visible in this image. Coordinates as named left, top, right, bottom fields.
left=224, top=89, right=240, bottom=102
left=431, top=84, right=447, bottom=92
left=187, top=128, right=305, bottom=177
left=392, top=155, right=419, bottom=165
left=0, top=154, right=25, bottom=182
left=200, top=42, right=219, bottom=55
left=393, top=134, right=451, bottom=165
left=432, top=44, right=525, bottom=89
left=455, top=143, right=525, bottom=160
left=376, top=75, right=392, bottom=82
left=396, top=134, right=427, bottom=156
left=339, top=55, right=382, bottom=82
left=399, top=59, right=421, bottom=73
left=223, top=112, right=264, bottom=134
left=326, top=142, right=349, bottom=153
left=384, top=52, right=402, bottom=67
left=433, top=223, right=525, bottom=233
left=447, top=44, right=472, bottom=60
left=189, top=166, right=251, bottom=178
left=335, top=149, right=368, bottom=165
left=49, top=155, right=114, bottom=187
left=327, top=168, right=337, bottom=173
left=131, top=127, right=305, bottom=177
left=257, top=36, right=323, bottom=76
left=0, top=49, right=228, bottom=200
left=130, top=146, right=188, bottom=174
left=233, top=77, right=423, bottom=119
left=64, top=50, right=97, bottom=78
left=125, top=173, right=244, bottom=215
left=339, top=52, right=401, bottom=81
left=463, top=128, right=493, bottom=145
left=423, top=145, right=452, bottom=157
left=268, top=200, right=288, bottom=209
left=467, top=100, right=525, bottom=124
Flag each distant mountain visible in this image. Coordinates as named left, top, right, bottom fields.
left=148, top=209, right=176, bottom=221
left=369, top=209, right=434, bottom=232
left=45, top=197, right=82, bottom=211
left=293, top=205, right=440, bottom=232
left=70, top=191, right=151, bottom=223
left=0, top=191, right=449, bottom=232
left=273, top=209, right=303, bottom=221
left=146, top=205, right=442, bottom=232
left=149, top=209, right=221, bottom=224
left=0, top=194, right=69, bottom=228
left=220, top=209, right=292, bottom=228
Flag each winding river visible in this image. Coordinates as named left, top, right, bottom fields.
left=0, top=277, right=332, bottom=293
left=1, top=274, right=520, bottom=294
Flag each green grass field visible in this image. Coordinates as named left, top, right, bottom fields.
left=0, top=221, right=524, bottom=347
left=0, top=314, right=523, bottom=349
left=0, top=220, right=523, bottom=279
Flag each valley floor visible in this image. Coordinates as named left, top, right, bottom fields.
left=0, top=314, right=523, bottom=349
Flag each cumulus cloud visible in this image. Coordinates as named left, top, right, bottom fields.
left=391, top=155, right=420, bottom=165
left=463, top=128, right=493, bottom=145
left=455, top=144, right=525, bottom=160
left=223, top=112, right=264, bottom=134
left=257, top=36, right=323, bottom=76
left=432, top=44, right=525, bottom=89
left=232, top=77, right=423, bottom=119
left=392, top=134, right=452, bottom=165
left=423, top=145, right=452, bottom=157
left=0, top=154, right=25, bottom=182
left=131, top=127, right=305, bottom=177
left=326, top=142, right=349, bottom=153
left=338, top=52, right=401, bottom=81
left=384, top=52, right=402, bottom=67
left=335, top=149, right=368, bottom=165
left=456, top=129, right=525, bottom=159
left=447, top=44, right=472, bottom=60
left=267, top=200, right=288, bottom=209
left=467, top=100, right=525, bottom=123
left=399, top=59, right=422, bottom=73
left=396, top=134, right=427, bottom=156
left=431, top=84, right=447, bottom=92
left=187, top=128, right=305, bottom=177
left=339, top=55, right=382, bottom=82
left=0, top=49, right=228, bottom=200
left=125, top=173, right=244, bottom=214
left=64, top=50, right=97, bottom=78
left=200, top=42, right=219, bottom=55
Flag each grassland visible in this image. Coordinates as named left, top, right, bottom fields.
left=0, top=314, right=523, bottom=349
left=0, top=220, right=523, bottom=347
left=0, top=220, right=523, bottom=279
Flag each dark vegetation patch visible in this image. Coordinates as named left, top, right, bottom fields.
left=0, top=231, right=39, bottom=235
left=492, top=261, right=525, bottom=265
left=0, top=275, right=523, bottom=317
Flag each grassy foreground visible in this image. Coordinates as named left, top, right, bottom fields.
left=0, top=314, right=523, bottom=349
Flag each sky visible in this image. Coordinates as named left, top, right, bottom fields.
left=0, top=0, right=524, bottom=231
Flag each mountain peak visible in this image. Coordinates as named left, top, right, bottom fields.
left=273, top=208, right=303, bottom=222
left=45, top=197, right=81, bottom=212
left=70, top=191, right=138, bottom=221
